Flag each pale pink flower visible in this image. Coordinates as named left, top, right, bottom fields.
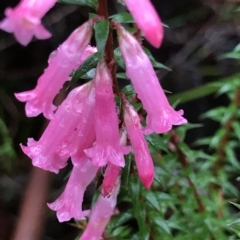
left=123, top=97, right=154, bottom=188
left=80, top=179, right=120, bottom=240
left=114, top=23, right=187, bottom=135
left=69, top=86, right=96, bottom=167
left=0, top=0, right=57, bottom=45
left=20, top=82, right=94, bottom=173
left=48, top=160, right=99, bottom=222
left=85, top=61, right=130, bottom=167
left=15, top=19, right=98, bottom=120
left=123, top=0, right=163, bottom=48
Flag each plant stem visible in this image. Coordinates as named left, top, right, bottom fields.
left=170, top=131, right=206, bottom=212
left=97, top=0, right=119, bottom=95
left=213, top=88, right=240, bottom=176
left=212, top=88, right=240, bottom=218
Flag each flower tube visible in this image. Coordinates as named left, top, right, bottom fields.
left=0, top=0, right=57, bottom=45
left=123, top=0, right=163, bottom=48
left=101, top=130, right=129, bottom=196
left=85, top=61, right=130, bottom=167
left=20, top=82, right=94, bottom=173
left=48, top=160, right=99, bottom=222
left=15, top=18, right=98, bottom=119
left=114, top=22, right=187, bottom=134
left=80, top=179, right=120, bottom=240
left=123, top=97, right=154, bottom=188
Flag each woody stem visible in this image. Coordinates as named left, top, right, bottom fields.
left=97, top=0, right=119, bottom=95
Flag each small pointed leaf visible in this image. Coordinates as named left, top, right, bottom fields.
left=94, top=20, right=109, bottom=58
left=70, top=52, right=99, bottom=84
left=58, top=0, right=97, bottom=9
left=110, top=12, right=134, bottom=23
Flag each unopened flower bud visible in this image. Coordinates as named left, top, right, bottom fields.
left=123, top=97, right=154, bottom=188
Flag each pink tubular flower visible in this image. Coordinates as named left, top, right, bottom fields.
left=85, top=61, right=130, bottom=167
left=20, top=82, right=94, bottom=173
left=15, top=19, right=98, bottom=120
left=0, top=0, right=57, bottom=45
left=48, top=160, right=99, bottom=222
left=80, top=179, right=120, bottom=240
left=101, top=130, right=128, bottom=196
left=123, top=97, right=154, bottom=189
left=69, top=86, right=96, bottom=167
left=123, top=0, right=163, bottom=48
left=114, top=23, right=187, bottom=135
left=102, top=163, right=121, bottom=197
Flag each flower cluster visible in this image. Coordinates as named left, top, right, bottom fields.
left=1, top=0, right=187, bottom=239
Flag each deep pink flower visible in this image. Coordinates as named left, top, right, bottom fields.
left=101, top=130, right=128, bottom=196
left=85, top=61, right=130, bottom=167
left=114, top=23, right=187, bottom=135
left=20, top=82, right=94, bottom=173
left=48, top=160, right=99, bottom=222
left=102, top=163, right=120, bottom=197
left=80, top=179, right=120, bottom=240
left=0, top=0, right=57, bottom=45
left=123, top=97, right=154, bottom=188
left=15, top=19, right=98, bottom=120
left=123, top=0, right=163, bottom=48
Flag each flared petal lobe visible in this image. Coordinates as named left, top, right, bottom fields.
left=15, top=21, right=97, bottom=120
left=123, top=98, right=154, bottom=188
left=123, top=0, right=163, bottom=48
left=115, top=23, right=187, bottom=134
left=0, top=0, right=57, bottom=45
left=85, top=61, right=130, bottom=167
left=20, top=82, right=94, bottom=173
left=80, top=179, right=120, bottom=240
left=48, top=160, right=99, bottom=222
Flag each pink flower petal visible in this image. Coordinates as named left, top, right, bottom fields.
left=20, top=82, right=94, bottom=173
left=123, top=98, right=154, bottom=188
left=0, top=0, right=57, bottom=45
left=80, top=179, right=120, bottom=240
left=48, top=160, right=98, bottom=222
left=115, top=23, right=187, bottom=134
left=85, top=61, right=130, bottom=167
left=15, top=19, right=97, bottom=119
left=123, top=0, right=163, bottom=48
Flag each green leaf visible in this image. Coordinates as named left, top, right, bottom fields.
left=122, top=154, right=132, bottom=187
left=94, top=20, right=109, bottom=58
left=145, top=191, right=161, bottom=212
left=80, top=68, right=96, bottom=79
left=154, top=217, right=171, bottom=235
left=70, top=52, right=99, bottom=84
left=114, top=47, right=125, bottom=69
left=0, top=117, right=16, bottom=172
left=146, top=134, right=169, bottom=152
left=116, top=72, right=129, bottom=80
left=143, top=47, right=171, bottom=70
left=230, top=201, right=240, bottom=210
left=129, top=177, right=148, bottom=239
left=169, top=74, right=240, bottom=104
left=58, top=0, right=97, bottom=9
left=110, top=12, right=134, bottom=23
left=220, top=52, right=240, bottom=60
left=121, top=85, right=135, bottom=95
